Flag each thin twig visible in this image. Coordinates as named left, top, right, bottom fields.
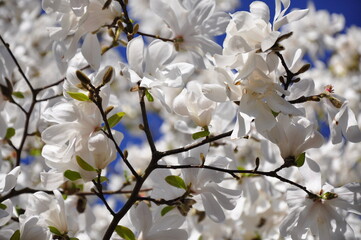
left=0, top=35, right=34, bottom=92
left=139, top=88, right=157, bottom=154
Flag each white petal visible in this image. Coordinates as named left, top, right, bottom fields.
left=81, top=33, right=101, bottom=70
left=250, top=1, right=270, bottom=23
left=201, top=192, right=225, bottom=223
left=127, top=36, right=144, bottom=76
left=0, top=166, right=20, bottom=193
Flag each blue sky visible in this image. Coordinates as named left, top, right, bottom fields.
left=238, top=0, right=361, bottom=27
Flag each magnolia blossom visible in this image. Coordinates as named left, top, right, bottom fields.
left=323, top=93, right=361, bottom=144
left=203, top=68, right=303, bottom=134
left=179, top=149, right=241, bottom=223
left=41, top=100, right=122, bottom=182
left=120, top=36, right=194, bottom=111
left=217, top=0, right=308, bottom=77
left=42, top=0, right=121, bottom=61
left=265, top=114, right=324, bottom=160
left=120, top=202, right=187, bottom=240
left=150, top=0, right=229, bottom=56
left=22, top=190, right=79, bottom=238
left=173, top=81, right=216, bottom=128
left=280, top=159, right=361, bottom=239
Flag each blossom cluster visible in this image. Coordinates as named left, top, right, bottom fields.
left=0, top=0, right=361, bottom=239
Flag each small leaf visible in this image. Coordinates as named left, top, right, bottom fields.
left=295, top=152, right=306, bottom=167
left=10, top=230, right=20, bottom=240
left=0, top=203, right=7, bottom=210
left=165, top=175, right=187, bottom=190
left=107, top=112, right=126, bottom=128
left=98, top=176, right=109, bottom=183
left=5, top=127, right=15, bottom=140
left=271, top=111, right=279, bottom=117
left=115, top=225, right=136, bottom=240
left=145, top=89, right=154, bottom=102
left=15, top=206, right=25, bottom=216
left=48, top=226, right=62, bottom=236
left=76, top=156, right=96, bottom=172
left=29, top=148, right=42, bottom=156
left=70, top=238, right=80, bottom=240
left=161, top=206, right=175, bottom=216
left=192, top=129, right=210, bottom=140
left=64, top=170, right=82, bottom=181
left=67, top=91, right=90, bottom=101
left=12, top=91, right=24, bottom=99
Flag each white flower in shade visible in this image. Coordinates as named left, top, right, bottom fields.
left=322, top=90, right=361, bottom=144
left=280, top=159, right=361, bottom=240
left=265, top=114, right=324, bottom=161
left=120, top=36, right=194, bottom=111
left=179, top=148, right=241, bottom=223
left=20, top=190, right=80, bottom=239
left=0, top=166, right=20, bottom=195
left=125, top=202, right=188, bottom=240
left=173, top=81, right=216, bottom=128
left=42, top=0, right=121, bottom=61
left=41, top=100, right=122, bottom=182
left=18, top=216, right=50, bottom=240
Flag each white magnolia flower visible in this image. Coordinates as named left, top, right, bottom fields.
left=180, top=151, right=241, bottom=223
left=150, top=0, right=229, bottom=56
left=203, top=68, right=303, bottom=134
left=280, top=159, right=361, bottom=239
left=323, top=92, right=361, bottom=144
left=41, top=100, right=122, bottom=182
left=23, top=190, right=79, bottom=238
left=120, top=36, right=194, bottom=111
left=218, top=0, right=308, bottom=76
left=124, top=202, right=188, bottom=240
left=173, top=81, right=216, bottom=128
left=265, top=114, right=324, bottom=161
left=0, top=166, right=20, bottom=195
left=42, top=0, right=121, bottom=61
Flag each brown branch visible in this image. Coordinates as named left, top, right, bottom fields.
left=137, top=31, right=174, bottom=42
left=161, top=130, right=233, bottom=157
left=139, top=88, right=157, bottom=154
left=156, top=164, right=318, bottom=198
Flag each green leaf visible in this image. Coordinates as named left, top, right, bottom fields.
left=115, top=225, right=136, bottom=240
left=29, top=148, right=42, bottom=156
left=70, top=238, right=80, bottom=240
left=76, top=156, right=96, bottom=172
left=0, top=203, right=7, bottom=210
left=192, top=129, right=210, bottom=140
left=165, top=175, right=187, bottom=190
left=161, top=206, right=175, bottom=216
left=64, top=170, right=82, bottom=181
left=66, top=91, right=90, bottom=101
left=12, top=91, right=24, bottom=99
left=98, top=176, right=109, bottom=183
left=295, top=152, right=306, bottom=167
left=5, top=127, right=15, bottom=140
left=48, top=226, right=62, bottom=236
left=15, top=206, right=25, bottom=216
left=107, top=112, right=126, bottom=128
left=145, top=89, right=154, bottom=102
left=271, top=110, right=279, bottom=117
left=10, top=230, right=20, bottom=240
